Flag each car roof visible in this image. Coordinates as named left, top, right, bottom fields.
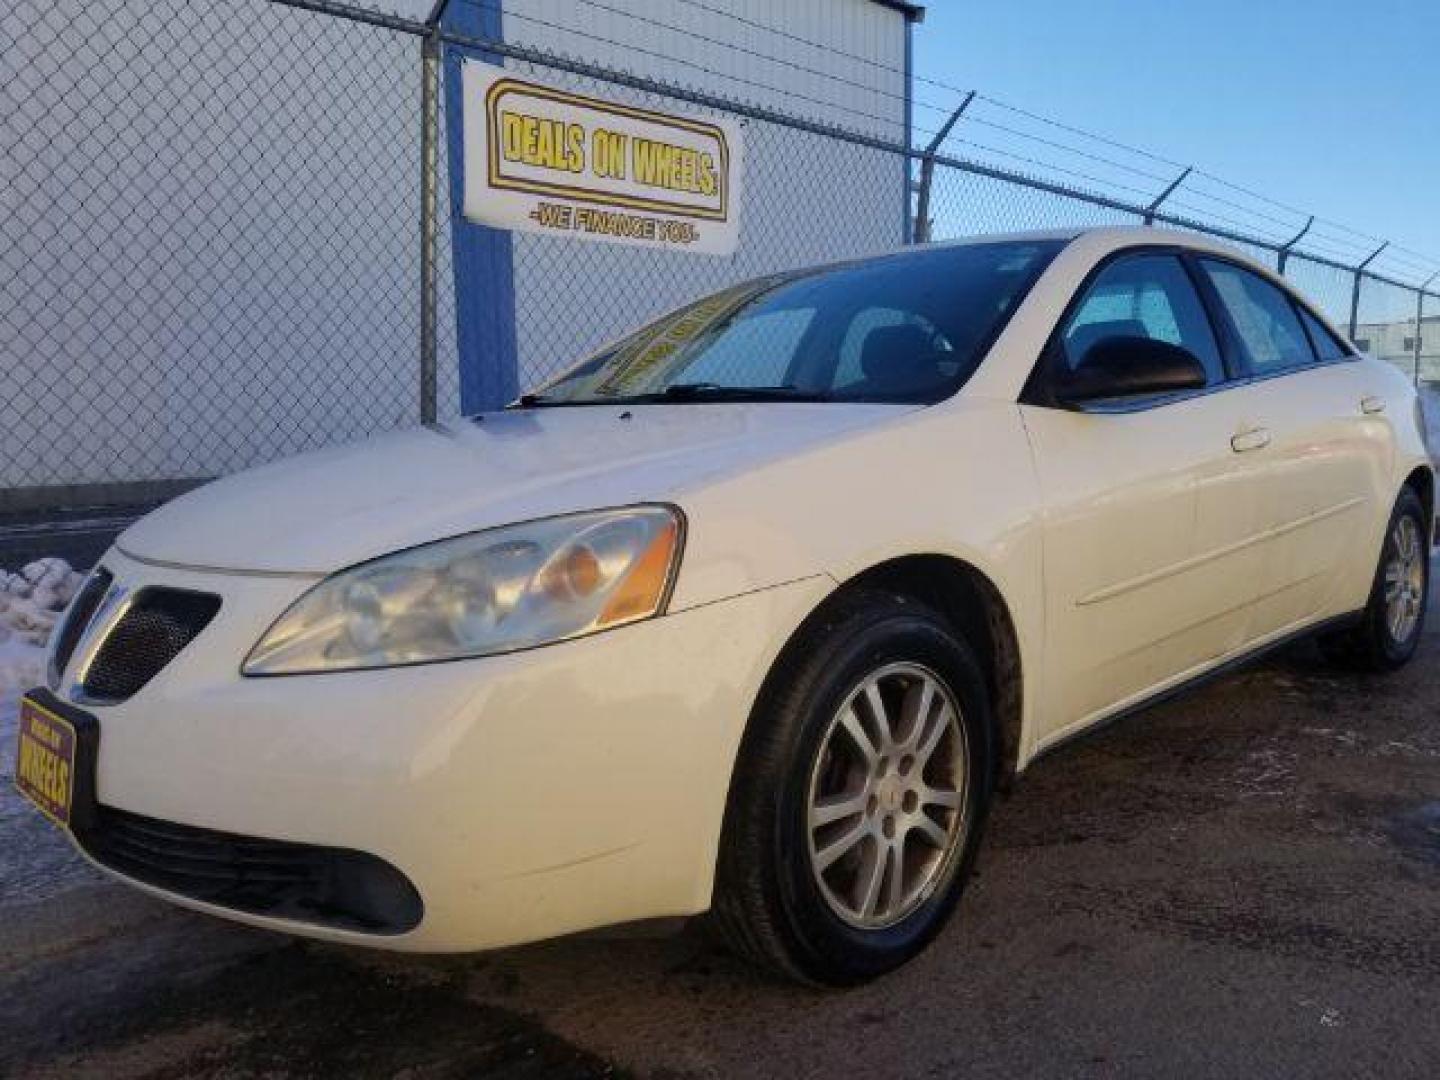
left=900, top=226, right=1286, bottom=288
left=744, top=227, right=1287, bottom=317
left=916, top=225, right=1245, bottom=256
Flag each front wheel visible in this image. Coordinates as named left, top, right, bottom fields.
left=710, top=589, right=994, bottom=985
left=1320, top=486, right=1429, bottom=670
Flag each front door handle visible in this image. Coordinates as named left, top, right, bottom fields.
left=1231, top=428, right=1271, bottom=453
left=1360, top=395, right=1386, bottom=415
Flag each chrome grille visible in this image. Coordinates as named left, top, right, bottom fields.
left=48, top=567, right=113, bottom=689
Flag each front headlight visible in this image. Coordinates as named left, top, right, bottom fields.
left=243, top=505, right=683, bottom=675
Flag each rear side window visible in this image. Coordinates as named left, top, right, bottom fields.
left=1200, top=259, right=1314, bottom=375
left=1060, top=254, right=1224, bottom=384
left=1296, top=306, right=1350, bottom=363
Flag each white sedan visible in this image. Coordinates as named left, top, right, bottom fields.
left=15, top=228, right=1431, bottom=985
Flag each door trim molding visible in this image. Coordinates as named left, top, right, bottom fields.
left=1076, top=496, right=1365, bottom=607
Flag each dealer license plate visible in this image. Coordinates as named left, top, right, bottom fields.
left=14, top=694, right=79, bottom=828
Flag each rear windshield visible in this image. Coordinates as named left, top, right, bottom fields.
left=519, top=240, right=1064, bottom=407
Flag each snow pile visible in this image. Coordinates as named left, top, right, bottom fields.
left=0, top=558, right=86, bottom=694
left=0, top=638, right=44, bottom=696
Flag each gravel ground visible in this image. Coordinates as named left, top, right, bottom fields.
left=3, top=573, right=1440, bottom=1078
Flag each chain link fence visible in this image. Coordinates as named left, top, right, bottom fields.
left=4, top=0, right=1438, bottom=516
left=4, top=0, right=448, bottom=509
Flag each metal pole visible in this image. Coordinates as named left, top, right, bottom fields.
left=1417, top=272, right=1438, bottom=387
left=1143, top=165, right=1191, bottom=227
left=913, top=92, right=973, bottom=245
left=1349, top=241, right=1389, bottom=342
left=1276, top=215, right=1313, bottom=277
left=418, top=31, right=440, bottom=425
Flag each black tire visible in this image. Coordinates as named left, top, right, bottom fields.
left=710, top=588, right=995, bottom=986
left=1319, top=485, right=1429, bottom=671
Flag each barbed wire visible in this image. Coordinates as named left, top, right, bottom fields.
left=667, top=0, right=982, bottom=105
left=1165, top=186, right=1308, bottom=239
left=487, top=1, right=1440, bottom=277
left=565, top=0, right=950, bottom=119
left=299, top=0, right=1439, bottom=278
left=951, top=115, right=1177, bottom=187
left=949, top=140, right=1164, bottom=206
left=459, top=0, right=953, bottom=140
left=15, top=0, right=1440, bottom=294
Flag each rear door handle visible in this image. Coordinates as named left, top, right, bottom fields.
left=1231, top=428, right=1271, bottom=453
left=1360, top=395, right=1386, bottom=414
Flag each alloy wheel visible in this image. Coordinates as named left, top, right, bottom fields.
left=805, top=662, right=969, bottom=929
left=1385, top=514, right=1426, bottom=644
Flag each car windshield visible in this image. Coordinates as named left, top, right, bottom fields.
left=516, top=240, right=1064, bottom=407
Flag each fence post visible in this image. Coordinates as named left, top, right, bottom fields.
left=418, top=3, right=451, bottom=425
left=913, top=92, right=973, bottom=244
left=1348, top=241, right=1388, bottom=341
left=418, top=33, right=440, bottom=424
left=1276, top=215, right=1313, bottom=277
left=1418, top=272, right=1438, bottom=386
left=1143, top=166, right=1191, bottom=227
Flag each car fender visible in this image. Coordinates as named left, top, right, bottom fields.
left=672, top=396, right=1048, bottom=768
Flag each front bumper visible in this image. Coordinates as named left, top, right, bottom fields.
left=54, top=548, right=830, bottom=951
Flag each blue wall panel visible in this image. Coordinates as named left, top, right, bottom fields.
left=442, top=0, right=519, bottom=412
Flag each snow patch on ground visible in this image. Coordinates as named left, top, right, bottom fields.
left=1, top=558, right=99, bottom=905
left=1, top=556, right=86, bottom=780
left=0, top=637, right=44, bottom=701
left=0, top=557, right=84, bottom=694
left=0, top=556, right=84, bottom=646
left=1, top=555, right=86, bottom=771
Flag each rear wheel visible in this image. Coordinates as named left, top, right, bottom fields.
left=711, top=589, right=994, bottom=985
left=1320, top=486, right=1429, bottom=670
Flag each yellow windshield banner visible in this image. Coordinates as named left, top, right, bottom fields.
left=592, top=282, right=763, bottom=396
left=462, top=61, right=743, bottom=255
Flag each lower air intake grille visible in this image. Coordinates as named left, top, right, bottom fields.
left=81, top=588, right=221, bottom=701
left=76, top=805, right=423, bottom=934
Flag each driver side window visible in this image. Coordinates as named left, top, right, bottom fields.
left=1061, top=254, right=1224, bottom=384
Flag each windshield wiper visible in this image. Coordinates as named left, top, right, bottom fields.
left=647, top=383, right=832, bottom=403
left=505, top=384, right=832, bottom=408
left=508, top=392, right=570, bottom=408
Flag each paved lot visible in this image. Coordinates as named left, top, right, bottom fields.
left=3, top=573, right=1440, bottom=1078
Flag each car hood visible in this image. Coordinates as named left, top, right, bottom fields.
left=118, top=402, right=916, bottom=574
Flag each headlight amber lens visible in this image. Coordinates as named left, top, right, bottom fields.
left=243, top=506, right=682, bottom=675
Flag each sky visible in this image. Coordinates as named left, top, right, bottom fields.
left=912, top=0, right=1440, bottom=279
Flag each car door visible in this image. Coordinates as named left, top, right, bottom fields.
left=1020, top=251, right=1266, bottom=743
left=1194, top=258, right=1388, bottom=639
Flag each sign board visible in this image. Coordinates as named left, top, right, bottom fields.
left=461, top=60, right=743, bottom=255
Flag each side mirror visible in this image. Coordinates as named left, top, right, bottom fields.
left=1053, top=336, right=1208, bottom=406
